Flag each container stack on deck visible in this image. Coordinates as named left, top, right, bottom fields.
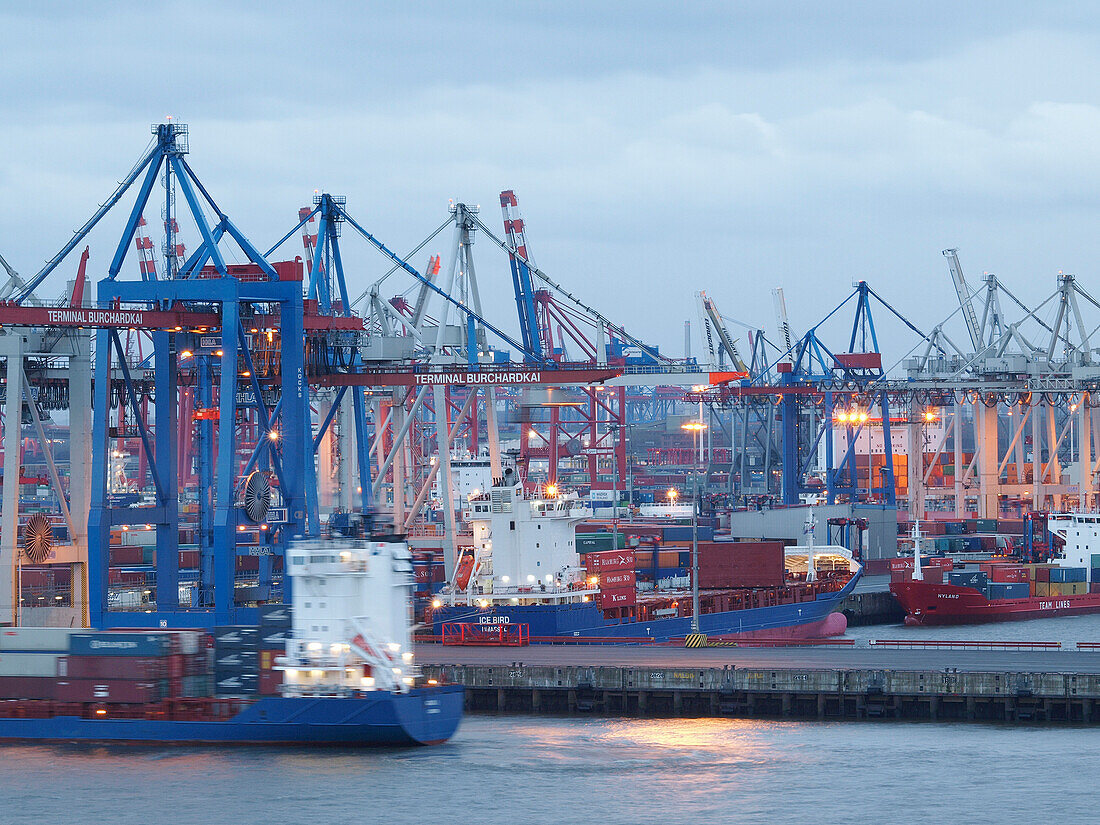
left=0, top=628, right=211, bottom=702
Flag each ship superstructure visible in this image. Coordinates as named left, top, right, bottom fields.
left=280, top=535, right=418, bottom=694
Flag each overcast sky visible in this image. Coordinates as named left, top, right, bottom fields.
left=3, top=2, right=1100, bottom=362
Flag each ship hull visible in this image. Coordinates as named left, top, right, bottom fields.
left=0, top=687, right=464, bottom=747
left=891, top=581, right=1100, bottom=626
left=433, top=574, right=860, bottom=642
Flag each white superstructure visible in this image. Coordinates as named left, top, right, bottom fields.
left=443, top=476, right=596, bottom=605
left=1046, top=514, right=1100, bottom=582
left=278, top=536, right=418, bottom=695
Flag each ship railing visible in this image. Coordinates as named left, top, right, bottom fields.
left=869, top=639, right=1063, bottom=651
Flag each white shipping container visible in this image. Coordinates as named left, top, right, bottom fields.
left=0, top=651, right=64, bottom=677
left=0, top=627, right=83, bottom=652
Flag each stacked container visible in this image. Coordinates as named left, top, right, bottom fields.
left=212, top=626, right=259, bottom=696
left=0, top=628, right=83, bottom=699
left=56, top=630, right=209, bottom=703
left=257, top=605, right=291, bottom=696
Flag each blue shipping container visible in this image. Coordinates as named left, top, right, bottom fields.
left=949, top=571, right=988, bottom=589
left=258, top=604, right=292, bottom=627
left=213, top=626, right=260, bottom=649
left=1050, top=567, right=1087, bottom=583
left=962, top=536, right=982, bottom=551
left=68, top=632, right=171, bottom=657
left=987, top=582, right=1030, bottom=600
left=661, top=525, right=714, bottom=542
left=1092, top=569, right=1100, bottom=583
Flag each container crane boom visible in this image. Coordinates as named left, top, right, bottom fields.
left=943, top=248, right=983, bottom=351
left=772, top=287, right=794, bottom=355
left=697, top=291, right=748, bottom=373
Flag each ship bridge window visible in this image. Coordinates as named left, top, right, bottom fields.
left=291, top=556, right=305, bottom=565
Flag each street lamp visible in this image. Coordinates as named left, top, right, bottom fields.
left=680, top=421, right=708, bottom=633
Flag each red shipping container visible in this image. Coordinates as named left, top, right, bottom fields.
left=1037, top=567, right=1052, bottom=582
left=697, top=541, right=784, bottom=588
left=60, top=656, right=167, bottom=680
left=0, top=676, right=55, bottom=699
left=989, top=566, right=1027, bottom=583
left=597, top=587, right=636, bottom=609
left=236, top=555, right=260, bottom=572
left=54, top=679, right=163, bottom=703
left=585, top=550, right=635, bottom=573
left=598, top=570, right=636, bottom=589
left=179, top=550, right=200, bottom=568
left=109, top=546, right=145, bottom=565
left=258, top=669, right=281, bottom=696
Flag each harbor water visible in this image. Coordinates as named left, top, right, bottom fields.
left=4, top=617, right=1099, bottom=824
left=2, top=714, right=1096, bottom=824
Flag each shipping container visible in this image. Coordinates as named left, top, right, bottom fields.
left=215, top=673, right=259, bottom=695
left=258, top=669, right=282, bottom=696
left=986, top=582, right=1030, bottom=600
left=258, top=627, right=289, bottom=648
left=212, top=627, right=260, bottom=649
left=0, top=676, right=55, bottom=699
left=54, top=678, right=165, bottom=703
left=584, top=550, right=635, bottom=573
left=1050, top=567, right=1087, bottom=583
left=597, top=569, right=636, bottom=589
left=989, top=566, right=1028, bottom=583
left=697, top=541, right=784, bottom=588
left=0, top=652, right=63, bottom=678
left=662, top=525, right=714, bottom=542
left=975, top=519, right=998, bottom=532
left=596, top=587, right=636, bottom=609
left=576, top=532, right=627, bottom=551
left=69, top=632, right=172, bottom=658
left=948, top=570, right=988, bottom=590
left=59, top=655, right=168, bottom=680
left=0, top=627, right=82, bottom=652
left=215, top=650, right=258, bottom=669
left=1051, top=581, right=1088, bottom=596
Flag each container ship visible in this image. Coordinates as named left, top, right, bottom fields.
left=430, top=473, right=862, bottom=642
left=892, top=514, right=1100, bottom=625
left=0, top=535, right=462, bottom=746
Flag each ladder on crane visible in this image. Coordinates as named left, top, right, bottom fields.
left=943, top=248, right=983, bottom=352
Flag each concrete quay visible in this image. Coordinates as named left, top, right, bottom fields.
left=418, top=644, right=1100, bottom=724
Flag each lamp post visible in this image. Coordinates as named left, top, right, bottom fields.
left=682, top=420, right=708, bottom=632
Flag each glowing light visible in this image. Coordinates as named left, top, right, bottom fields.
left=387, top=643, right=401, bottom=652
left=588, top=575, right=599, bottom=586
left=180, top=350, right=193, bottom=359
left=501, top=575, right=510, bottom=583
left=667, top=488, right=679, bottom=502
left=431, top=599, right=442, bottom=609
left=528, top=429, right=537, bottom=438
left=546, top=483, right=558, bottom=498
left=428, top=679, right=439, bottom=685
left=402, top=651, right=414, bottom=663
left=268, top=430, right=279, bottom=441
left=527, top=575, right=535, bottom=583
left=215, top=350, right=223, bottom=357
left=95, top=709, right=107, bottom=716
